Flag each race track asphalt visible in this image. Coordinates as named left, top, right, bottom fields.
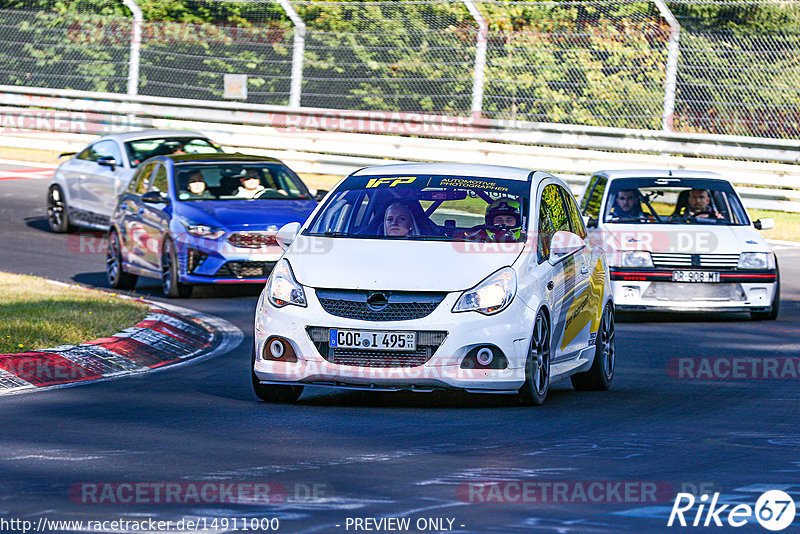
left=0, top=171, right=798, bottom=533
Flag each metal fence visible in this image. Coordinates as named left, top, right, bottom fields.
left=0, top=0, right=798, bottom=139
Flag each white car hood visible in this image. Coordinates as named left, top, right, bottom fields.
left=285, top=236, right=524, bottom=291
left=600, top=223, right=771, bottom=254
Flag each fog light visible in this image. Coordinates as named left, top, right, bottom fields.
left=624, top=286, right=639, bottom=300
left=269, top=339, right=285, bottom=358
left=476, top=347, right=494, bottom=366
left=262, top=336, right=297, bottom=362
left=460, top=345, right=508, bottom=369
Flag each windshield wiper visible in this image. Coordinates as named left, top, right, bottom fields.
left=612, top=216, right=655, bottom=223
left=322, top=230, right=350, bottom=237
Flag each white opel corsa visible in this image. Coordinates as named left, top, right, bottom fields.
left=253, top=164, right=614, bottom=405
left=578, top=170, right=779, bottom=319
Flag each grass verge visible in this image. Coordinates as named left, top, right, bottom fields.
left=0, top=272, right=150, bottom=354
left=748, top=209, right=800, bottom=243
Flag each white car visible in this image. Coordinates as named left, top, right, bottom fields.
left=578, top=169, right=779, bottom=319
left=252, top=163, right=615, bottom=405
left=47, top=130, right=222, bottom=232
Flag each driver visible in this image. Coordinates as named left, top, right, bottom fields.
left=682, top=188, right=724, bottom=219
left=235, top=169, right=266, bottom=198
left=610, top=189, right=646, bottom=219
left=466, top=198, right=523, bottom=242
left=383, top=201, right=419, bottom=237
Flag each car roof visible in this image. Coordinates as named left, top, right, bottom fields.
left=98, top=129, right=210, bottom=143
left=158, top=153, right=284, bottom=165
left=351, top=163, right=535, bottom=181
left=594, top=169, right=727, bottom=181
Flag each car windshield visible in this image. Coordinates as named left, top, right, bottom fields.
left=125, top=137, right=222, bottom=167
left=174, top=163, right=312, bottom=201
left=603, top=177, right=750, bottom=226
left=304, top=174, right=530, bottom=242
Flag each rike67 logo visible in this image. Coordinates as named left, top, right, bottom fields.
left=668, top=490, right=796, bottom=531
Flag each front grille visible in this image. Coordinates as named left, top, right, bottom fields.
left=650, top=253, right=740, bottom=269
left=306, top=327, right=447, bottom=368
left=315, top=289, right=446, bottom=321
left=215, top=261, right=276, bottom=279
left=227, top=232, right=278, bottom=249
left=642, top=282, right=745, bottom=302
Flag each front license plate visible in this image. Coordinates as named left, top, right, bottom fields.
left=329, top=329, right=416, bottom=351
left=672, top=271, right=720, bottom=283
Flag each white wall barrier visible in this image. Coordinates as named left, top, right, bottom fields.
left=0, top=87, right=797, bottom=212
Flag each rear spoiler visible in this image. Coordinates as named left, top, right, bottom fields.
left=58, top=152, right=77, bottom=159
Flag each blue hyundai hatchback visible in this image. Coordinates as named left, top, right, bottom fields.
left=106, top=154, right=320, bottom=297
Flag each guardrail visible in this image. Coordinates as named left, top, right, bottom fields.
left=0, top=86, right=798, bottom=212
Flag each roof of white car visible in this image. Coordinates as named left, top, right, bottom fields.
left=596, top=169, right=727, bottom=181
left=101, top=129, right=208, bottom=142
left=352, top=163, right=535, bottom=181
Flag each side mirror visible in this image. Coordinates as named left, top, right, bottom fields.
left=754, top=218, right=774, bottom=230
left=314, top=189, right=329, bottom=202
left=276, top=222, right=302, bottom=250
left=141, top=191, right=169, bottom=205
left=586, top=217, right=598, bottom=228
left=549, top=230, right=586, bottom=264
left=97, top=156, right=117, bottom=170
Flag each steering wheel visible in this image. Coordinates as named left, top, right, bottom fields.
left=254, top=188, right=288, bottom=199
left=464, top=224, right=518, bottom=242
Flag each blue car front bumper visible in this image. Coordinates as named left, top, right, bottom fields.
left=174, top=233, right=283, bottom=284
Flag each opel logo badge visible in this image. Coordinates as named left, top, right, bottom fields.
left=366, top=292, right=389, bottom=311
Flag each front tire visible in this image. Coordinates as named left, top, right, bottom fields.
left=518, top=310, right=551, bottom=406
left=161, top=237, right=193, bottom=298
left=571, top=302, right=615, bottom=391
left=251, top=342, right=303, bottom=403
left=106, top=230, right=138, bottom=289
left=47, top=185, right=73, bottom=233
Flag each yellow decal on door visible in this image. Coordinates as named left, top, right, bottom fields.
left=560, top=257, right=606, bottom=351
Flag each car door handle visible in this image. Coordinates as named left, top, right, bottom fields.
left=547, top=280, right=554, bottom=291
left=138, top=207, right=145, bottom=215
left=580, top=264, right=589, bottom=275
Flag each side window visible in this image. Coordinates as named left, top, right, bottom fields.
left=85, top=140, right=121, bottom=163
left=580, top=175, right=598, bottom=212
left=128, top=162, right=157, bottom=195
left=76, top=146, right=92, bottom=161
left=562, top=188, right=588, bottom=239
left=537, top=184, right=571, bottom=263
left=150, top=164, right=168, bottom=193
left=583, top=176, right=607, bottom=219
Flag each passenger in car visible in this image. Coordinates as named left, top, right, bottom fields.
left=610, top=189, right=646, bottom=219
left=180, top=171, right=214, bottom=200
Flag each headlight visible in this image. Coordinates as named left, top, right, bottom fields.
left=452, top=267, right=517, bottom=315
left=267, top=259, right=307, bottom=308
left=737, top=252, right=775, bottom=270
left=619, top=251, right=653, bottom=268
left=181, top=218, right=225, bottom=239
